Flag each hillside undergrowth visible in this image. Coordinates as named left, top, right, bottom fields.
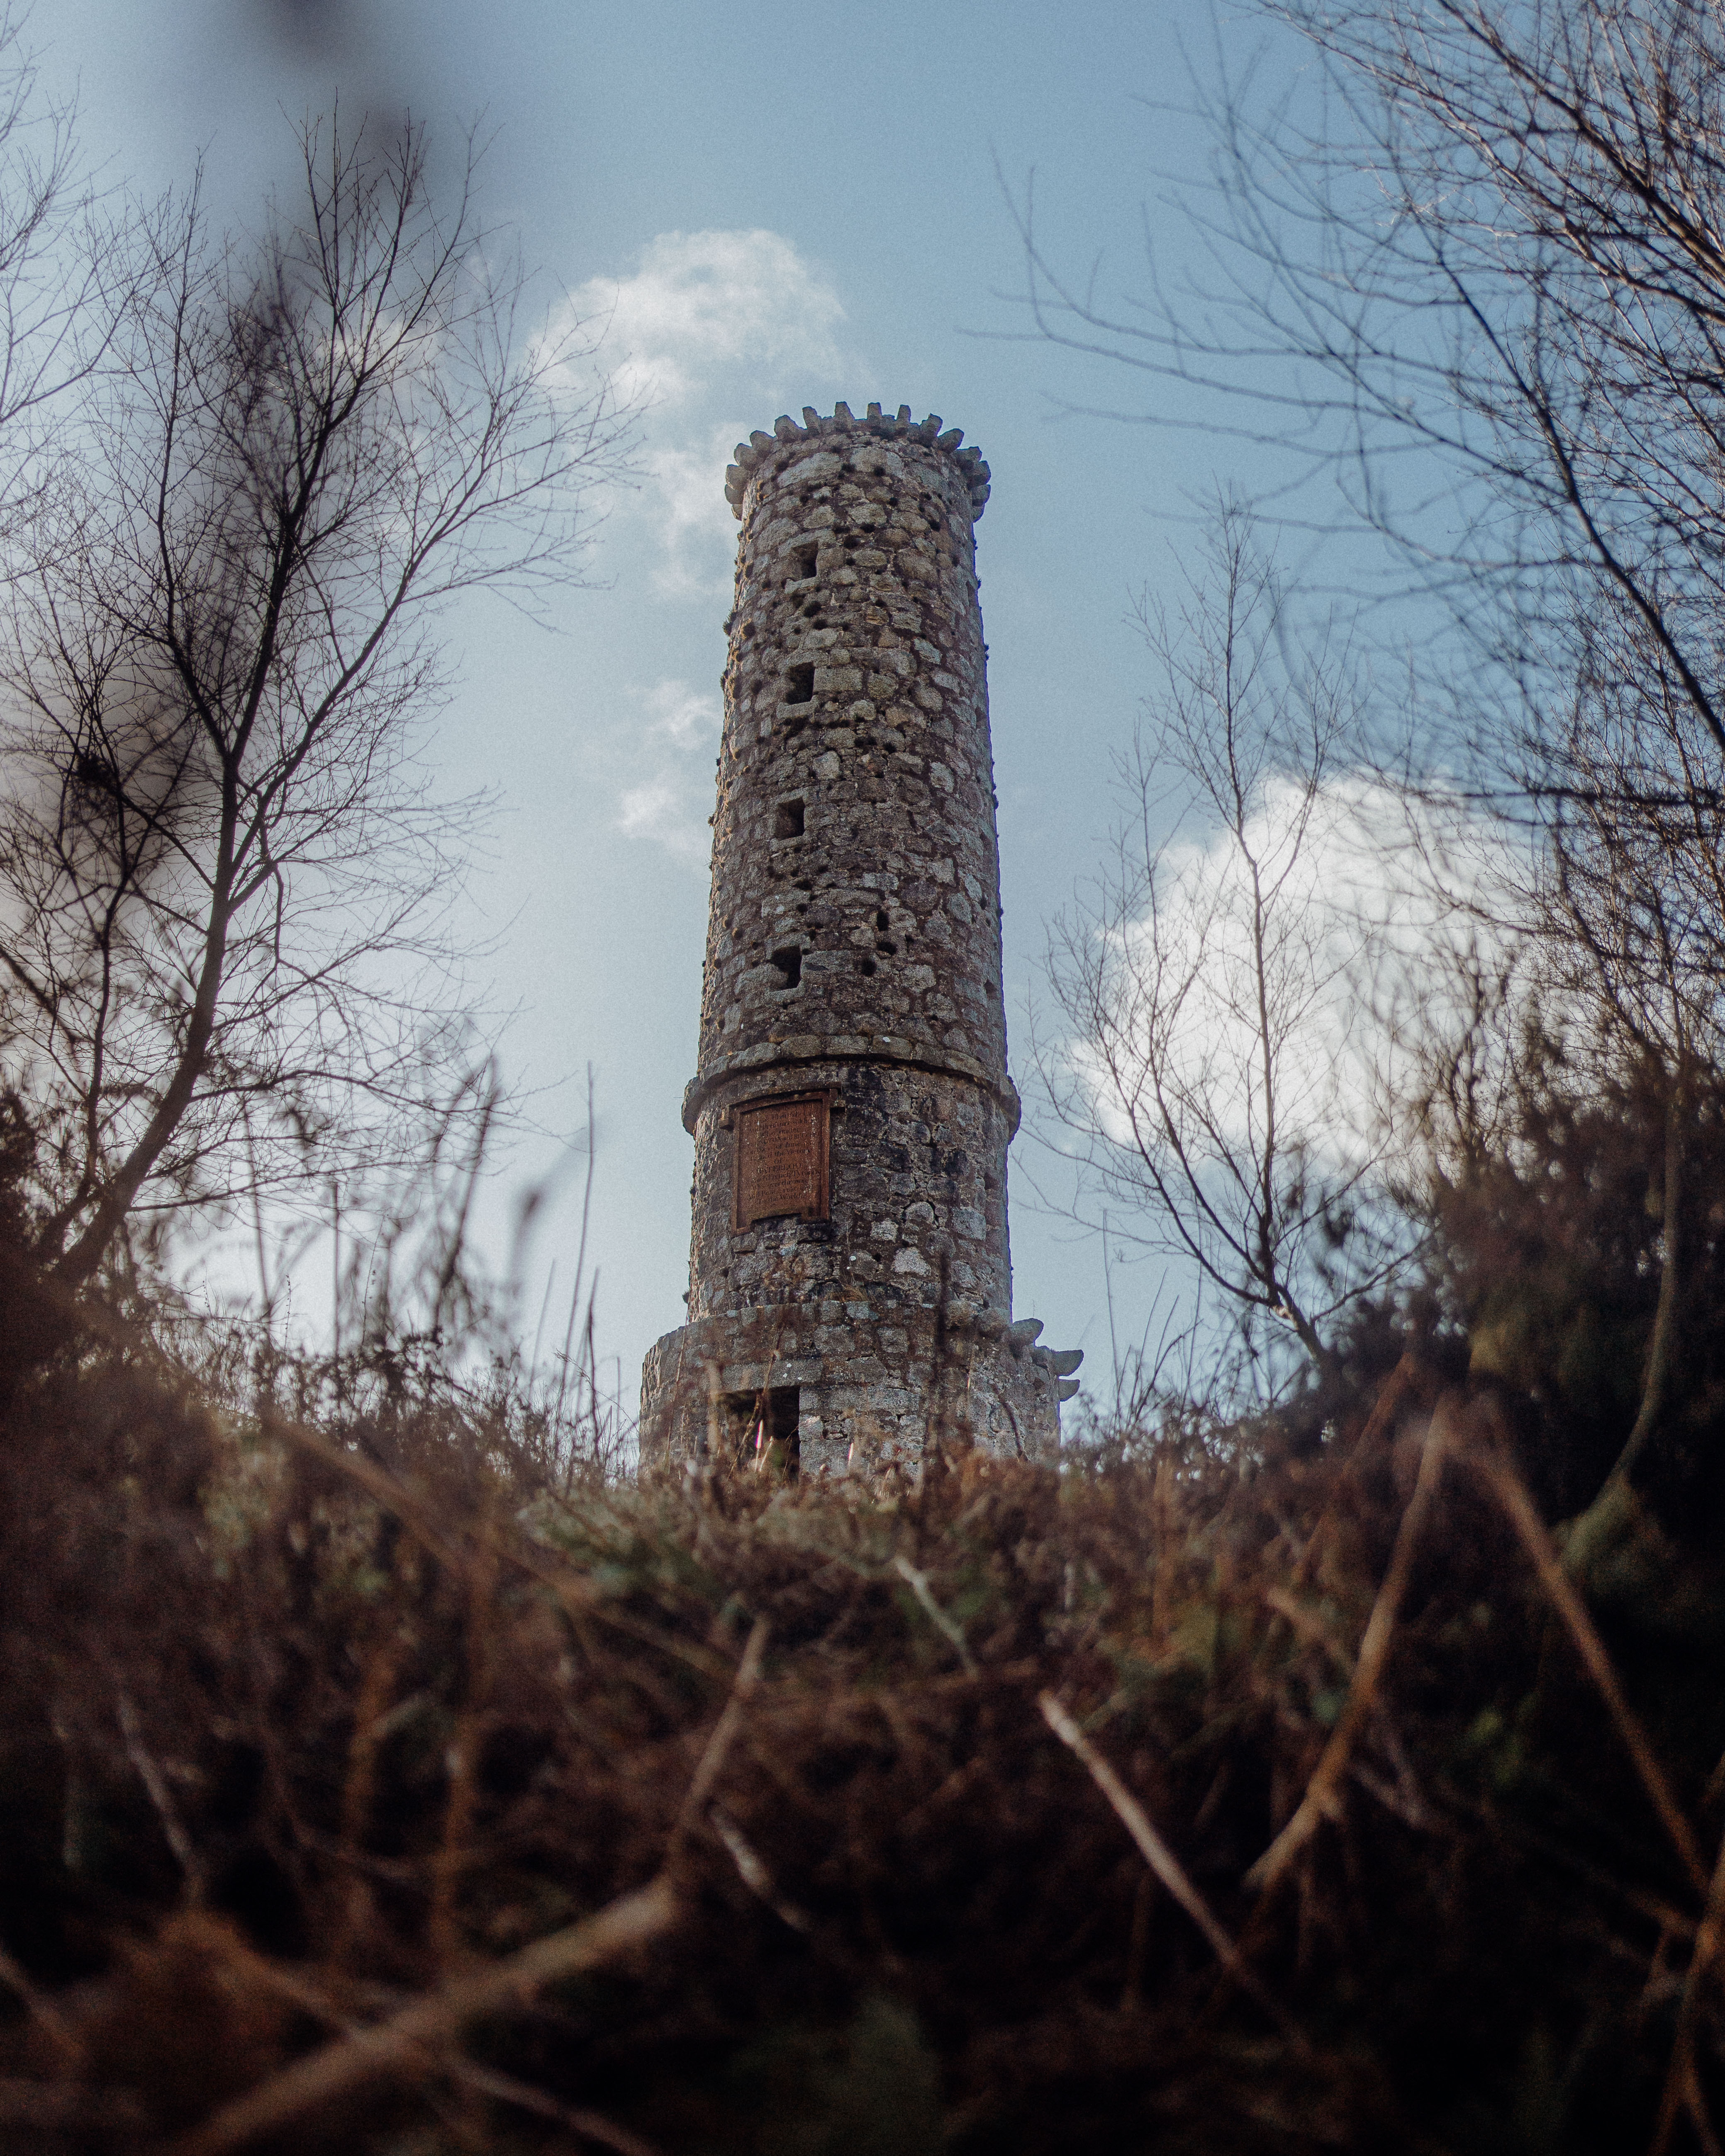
left=2, top=1284, right=1725, bottom=2156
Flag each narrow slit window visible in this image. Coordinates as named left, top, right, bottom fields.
left=789, top=542, right=817, bottom=582
left=785, top=663, right=815, bottom=705
left=775, top=797, right=805, bottom=839
left=771, top=945, right=802, bottom=989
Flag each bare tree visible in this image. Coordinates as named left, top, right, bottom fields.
left=1041, top=507, right=1408, bottom=1391
left=1016, top=0, right=1725, bottom=777
left=1017, top=0, right=1725, bottom=1479
left=1011, top=0, right=1725, bottom=950
left=0, top=117, right=628, bottom=1290
left=1266, top=0, right=1725, bottom=1484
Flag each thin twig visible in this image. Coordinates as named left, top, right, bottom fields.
left=160, top=1612, right=780, bottom=2153
left=1039, top=1691, right=1301, bottom=2042
left=173, top=1880, right=668, bottom=2156
left=672, top=1616, right=769, bottom=1849
left=114, top=1685, right=202, bottom=1900
left=451, top=2059, right=665, bottom=2156
left=429, top=1517, right=499, bottom=1970
left=1468, top=1438, right=1709, bottom=1893
left=1290, top=1352, right=1426, bottom=1590
left=167, top=1880, right=676, bottom=2156
left=711, top=1803, right=812, bottom=1932
left=1246, top=1399, right=1452, bottom=1894
left=893, top=1554, right=977, bottom=1674
left=332, top=1625, right=407, bottom=1971
left=1261, top=1584, right=1355, bottom=1677
left=1676, top=2054, right=1725, bottom=2156
left=0, top=1942, right=81, bottom=2067
left=1652, top=1827, right=1725, bottom=2156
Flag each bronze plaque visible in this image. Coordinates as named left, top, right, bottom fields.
left=733, top=1092, right=831, bottom=1229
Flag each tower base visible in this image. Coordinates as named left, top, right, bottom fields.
left=640, top=1302, right=1060, bottom=1477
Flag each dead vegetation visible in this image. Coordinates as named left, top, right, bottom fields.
left=2, top=1249, right=1725, bottom=2156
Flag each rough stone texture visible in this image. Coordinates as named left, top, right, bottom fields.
left=638, top=405, right=1068, bottom=1475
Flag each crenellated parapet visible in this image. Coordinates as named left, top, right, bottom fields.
left=725, top=402, right=991, bottom=521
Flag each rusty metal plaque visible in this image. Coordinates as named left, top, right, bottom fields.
left=733, top=1092, right=831, bottom=1228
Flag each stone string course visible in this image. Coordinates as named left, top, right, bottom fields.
left=639, top=404, right=1077, bottom=1476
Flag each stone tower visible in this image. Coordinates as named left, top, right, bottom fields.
left=638, top=402, right=1079, bottom=1476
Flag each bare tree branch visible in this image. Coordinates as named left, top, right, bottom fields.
left=0, top=114, right=631, bottom=1286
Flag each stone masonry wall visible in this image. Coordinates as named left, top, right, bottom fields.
left=688, top=1062, right=1011, bottom=1328
left=638, top=404, right=1078, bottom=1474
left=690, top=408, right=1007, bottom=1114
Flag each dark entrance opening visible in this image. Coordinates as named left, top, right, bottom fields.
left=722, top=1386, right=800, bottom=1476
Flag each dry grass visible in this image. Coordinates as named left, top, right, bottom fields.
left=2, top=1303, right=1725, bottom=2152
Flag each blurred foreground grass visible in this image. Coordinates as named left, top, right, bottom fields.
left=2, top=1311, right=1724, bottom=2155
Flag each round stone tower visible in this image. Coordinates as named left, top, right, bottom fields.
left=638, top=402, right=1079, bottom=1476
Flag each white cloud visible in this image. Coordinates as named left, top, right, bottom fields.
left=614, top=678, right=723, bottom=866
left=617, top=777, right=709, bottom=865
left=574, top=231, right=854, bottom=846
left=643, top=426, right=753, bottom=594
left=558, top=229, right=856, bottom=594
left=1074, top=774, right=1523, bottom=1173
left=643, top=677, right=721, bottom=750
left=568, top=229, right=847, bottom=414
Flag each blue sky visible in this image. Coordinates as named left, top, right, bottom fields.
left=46, top=0, right=1320, bottom=1415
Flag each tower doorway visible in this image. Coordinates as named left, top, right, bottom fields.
left=720, top=1385, right=800, bottom=1476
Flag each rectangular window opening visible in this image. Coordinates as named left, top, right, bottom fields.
left=774, top=797, right=806, bottom=840
left=784, top=663, right=815, bottom=705
left=723, top=1386, right=801, bottom=1476
left=771, top=945, right=803, bottom=989
left=788, top=542, right=818, bottom=582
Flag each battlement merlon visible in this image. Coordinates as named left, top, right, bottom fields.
left=725, top=402, right=991, bottom=521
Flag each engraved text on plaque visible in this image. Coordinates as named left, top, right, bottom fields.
left=733, top=1092, right=831, bottom=1229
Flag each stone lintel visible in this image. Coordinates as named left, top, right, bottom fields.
left=717, top=1357, right=823, bottom=1393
